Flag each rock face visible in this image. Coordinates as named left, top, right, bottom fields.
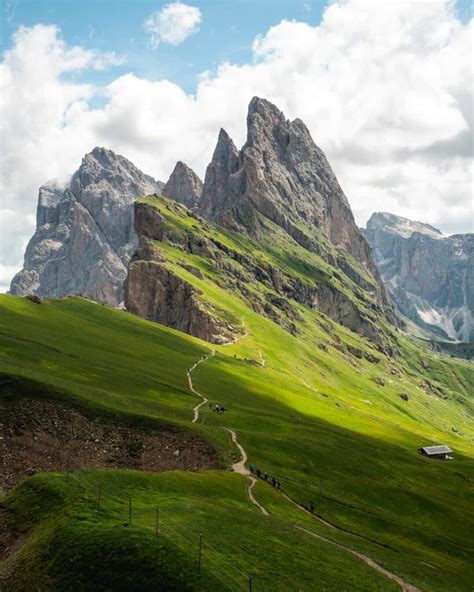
left=10, top=148, right=162, bottom=306
left=125, top=202, right=237, bottom=344
left=199, top=97, right=375, bottom=271
left=364, top=212, right=474, bottom=342
left=162, top=161, right=202, bottom=209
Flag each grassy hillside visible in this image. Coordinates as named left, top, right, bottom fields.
left=1, top=202, right=473, bottom=592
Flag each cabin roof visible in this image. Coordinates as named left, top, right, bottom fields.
left=421, top=445, right=452, bottom=455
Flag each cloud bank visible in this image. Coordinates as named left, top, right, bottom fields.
left=1, top=0, right=472, bottom=292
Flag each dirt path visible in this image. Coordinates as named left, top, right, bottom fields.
left=187, top=350, right=268, bottom=515
left=186, top=351, right=421, bottom=592
left=224, top=428, right=269, bottom=516
left=187, top=352, right=215, bottom=423
left=279, top=490, right=421, bottom=591
left=295, top=525, right=421, bottom=592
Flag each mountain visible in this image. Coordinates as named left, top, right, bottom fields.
left=2, top=99, right=474, bottom=592
left=9, top=148, right=162, bottom=306
left=364, top=212, right=474, bottom=342
left=199, top=98, right=377, bottom=275
left=126, top=98, right=395, bottom=351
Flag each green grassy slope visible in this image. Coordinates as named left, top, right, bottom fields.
left=1, top=197, right=473, bottom=592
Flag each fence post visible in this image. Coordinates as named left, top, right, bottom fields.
left=198, top=534, right=203, bottom=571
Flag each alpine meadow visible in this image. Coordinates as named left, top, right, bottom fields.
left=1, top=3, right=473, bottom=592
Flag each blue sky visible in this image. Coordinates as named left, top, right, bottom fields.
left=2, top=0, right=328, bottom=91
left=3, top=0, right=471, bottom=93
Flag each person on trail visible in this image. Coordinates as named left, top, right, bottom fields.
left=263, top=472, right=268, bottom=482
left=220, top=406, right=226, bottom=414
left=209, top=402, right=213, bottom=409
left=276, top=480, right=281, bottom=491
left=249, top=464, right=254, bottom=475
left=214, top=404, right=219, bottom=413
left=309, top=501, right=315, bottom=515
left=272, top=476, right=276, bottom=487
left=256, top=468, right=261, bottom=479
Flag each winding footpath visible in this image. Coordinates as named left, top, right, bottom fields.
left=187, top=352, right=215, bottom=423
left=224, top=428, right=269, bottom=516
left=186, top=349, right=420, bottom=592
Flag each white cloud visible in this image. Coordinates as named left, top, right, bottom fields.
left=144, top=2, right=201, bottom=48
left=1, top=1, right=473, bottom=291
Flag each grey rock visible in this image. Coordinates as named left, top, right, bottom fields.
left=199, top=97, right=375, bottom=271
left=10, top=147, right=163, bottom=306
left=162, top=161, right=203, bottom=209
left=364, top=212, right=474, bottom=342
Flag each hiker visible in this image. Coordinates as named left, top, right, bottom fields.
left=309, top=501, right=315, bottom=515
left=263, top=472, right=268, bottom=482
left=276, top=480, right=281, bottom=491
left=249, top=463, right=254, bottom=475
left=220, top=406, right=226, bottom=414
left=209, top=402, right=213, bottom=409
left=256, top=468, right=261, bottom=479
left=214, top=404, right=219, bottom=413
left=271, top=476, right=276, bottom=487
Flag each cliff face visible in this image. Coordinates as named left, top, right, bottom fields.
left=364, top=212, right=474, bottom=342
left=125, top=201, right=238, bottom=345
left=10, top=148, right=162, bottom=306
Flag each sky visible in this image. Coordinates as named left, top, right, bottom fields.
left=1, top=0, right=473, bottom=292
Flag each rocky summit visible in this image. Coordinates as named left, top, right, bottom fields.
left=199, top=97, right=375, bottom=272
left=10, top=148, right=162, bottom=306
left=162, top=161, right=203, bottom=209
left=364, top=212, right=474, bottom=342
left=125, top=98, right=396, bottom=350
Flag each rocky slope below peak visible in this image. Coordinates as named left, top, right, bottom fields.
left=10, top=148, right=163, bottom=306
left=126, top=196, right=395, bottom=353
left=364, top=212, right=473, bottom=342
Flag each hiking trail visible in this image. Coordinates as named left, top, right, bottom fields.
left=224, top=428, right=268, bottom=516
left=186, top=350, right=420, bottom=592
left=187, top=351, right=215, bottom=423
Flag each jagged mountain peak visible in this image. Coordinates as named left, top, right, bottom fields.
left=162, top=161, right=203, bottom=209
left=199, top=97, right=373, bottom=271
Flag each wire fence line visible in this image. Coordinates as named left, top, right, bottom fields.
left=58, top=469, right=256, bottom=591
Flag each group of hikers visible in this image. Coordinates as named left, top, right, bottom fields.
left=210, top=403, right=226, bottom=414
left=248, top=464, right=281, bottom=490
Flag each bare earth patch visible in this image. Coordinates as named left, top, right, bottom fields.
left=0, top=395, right=218, bottom=495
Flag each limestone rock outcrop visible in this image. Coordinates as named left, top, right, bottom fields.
left=10, top=148, right=162, bottom=306
left=199, top=97, right=375, bottom=271
left=162, top=161, right=203, bottom=209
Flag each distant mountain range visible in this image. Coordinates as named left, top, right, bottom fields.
left=363, top=213, right=473, bottom=342
left=9, top=99, right=473, bottom=344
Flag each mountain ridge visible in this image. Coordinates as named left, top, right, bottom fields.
left=363, top=212, right=474, bottom=342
